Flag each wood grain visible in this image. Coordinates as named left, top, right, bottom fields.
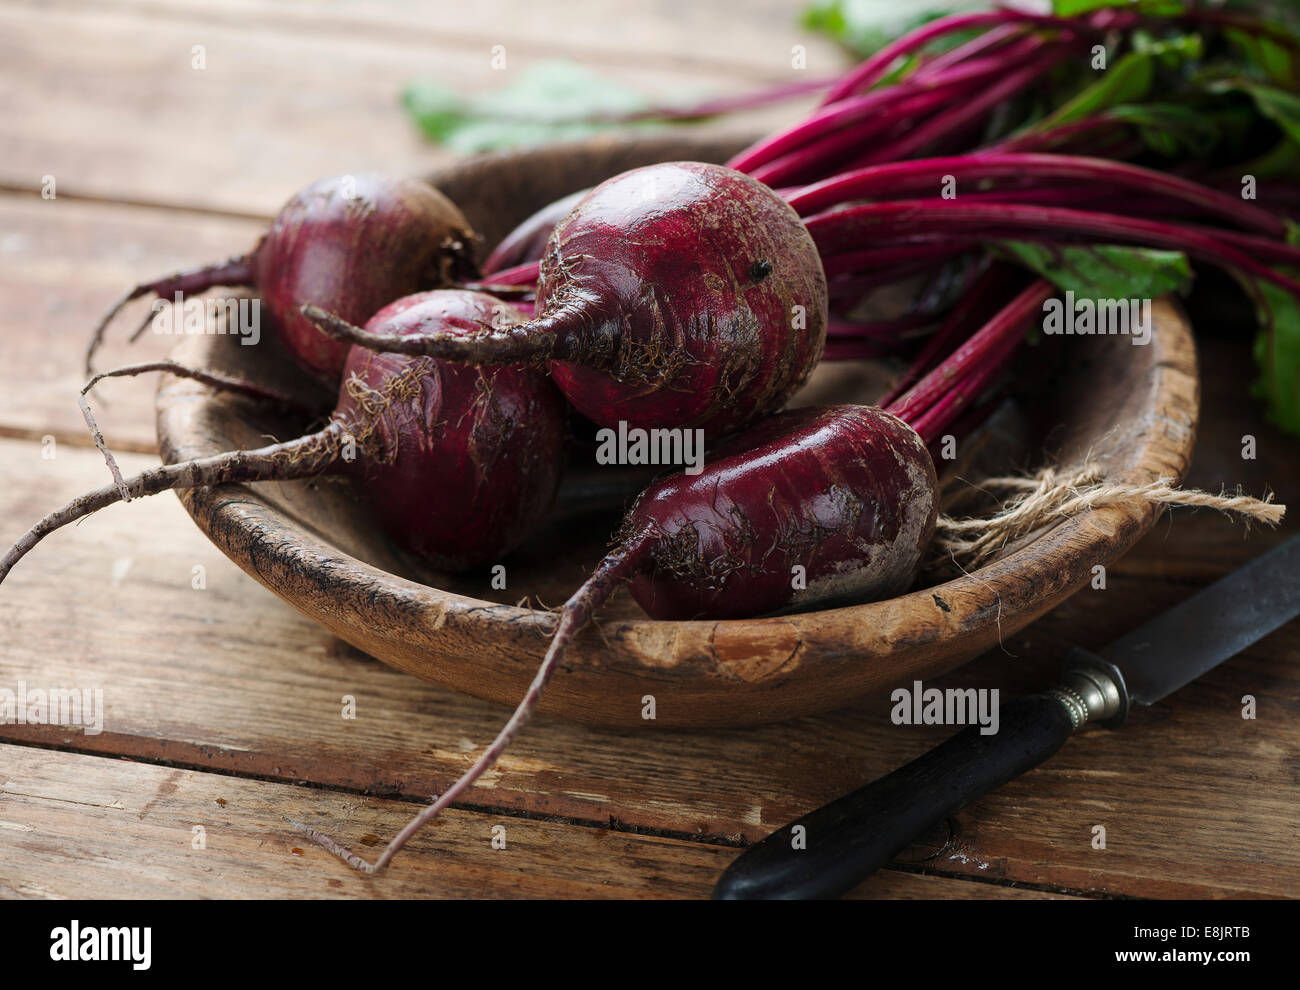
left=0, top=1, right=817, bottom=215
left=23, top=0, right=848, bottom=81
left=0, top=745, right=1075, bottom=899
left=0, top=193, right=263, bottom=452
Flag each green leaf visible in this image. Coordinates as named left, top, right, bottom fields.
left=1052, top=0, right=1186, bottom=16
left=1240, top=134, right=1300, bottom=180
left=1016, top=33, right=1205, bottom=146
left=1104, top=103, right=1223, bottom=158
left=1220, top=81, right=1300, bottom=145
left=1245, top=275, right=1300, bottom=435
left=990, top=242, right=1195, bottom=301
left=1223, top=27, right=1296, bottom=87
left=402, top=60, right=657, bottom=152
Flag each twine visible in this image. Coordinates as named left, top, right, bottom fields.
left=932, top=462, right=1286, bottom=568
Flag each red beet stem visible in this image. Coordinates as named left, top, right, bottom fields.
left=84, top=253, right=257, bottom=375
left=730, top=41, right=1040, bottom=177
left=303, top=303, right=567, bottom=364
left=0, top=422, right=345, bottom=587
left=888, top=280, right=1054, bottom=443
left=295, top=528, right=656, bottom=874
left=817, top=9, right=1089, bottom=107
left=806, top=200, right=1300, bottom=296
left=845, top=48, right=1064, bottom=169
left=877, top=264, right=1010, bottom=408
left=822, top=243, right=976, bottom=279
left=787, top=154, right=1288, bottom=237
left=744, top=88, right=960, bottom=186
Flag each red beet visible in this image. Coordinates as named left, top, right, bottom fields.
left=338, top=291, right=567, bottom=569
left=3, top=290, right=565, bottom=583
left=86, top=174, right=478, bottom=383
left=620, top=405, right=938, bottom=619
left=306, top=162, right=829, bottom=436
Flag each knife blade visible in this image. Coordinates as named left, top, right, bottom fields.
left=712, top=532, right=1300, bottom=900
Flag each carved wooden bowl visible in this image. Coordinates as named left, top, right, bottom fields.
left=156, top=134, right=1199, bottom=729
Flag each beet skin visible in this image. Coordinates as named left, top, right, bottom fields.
left=336, top=290, right=568, bottom=570
left=260, top=175, right=478, bottom=383
left=542, top=162, right=828, bottom=435
left=620, top=404, right=939, bottom=619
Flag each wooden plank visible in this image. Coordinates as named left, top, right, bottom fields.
left=0, top=3, right=817, bottom=214
left=0, top=745, right=1073, bottom=898
left=1, top=417, right=1297, bottom=897
left=21, top=0, right=849, bottom=80
left=0, top=194, right=263, bottom=452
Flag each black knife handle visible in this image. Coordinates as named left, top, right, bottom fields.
left=712, top=691, right=1079, bottom=900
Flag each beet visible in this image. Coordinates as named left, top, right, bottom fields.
left=86, top=174, right=478, bottom=383
left=337, top=291, right=567, bottom=569
left=306, top=162, right=829, bottom=436
left=620, top=405, right=938, bottom=619
left=3, top=290, right=565, bottom=583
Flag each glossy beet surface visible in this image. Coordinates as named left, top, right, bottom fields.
left=336, top=290, right=567, bottom=570
left=621, top=405, right=938, bottom=620
left=541, top=162, right=828, bottom=435
left=258, top=175, right=477, bottom=383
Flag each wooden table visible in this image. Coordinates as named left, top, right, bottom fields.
left=1, top=0, right=1297, bottom=900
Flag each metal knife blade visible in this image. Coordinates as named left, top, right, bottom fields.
left=1101, top=533, right=1300, bottom=704
left=712, top=532, right=1300, bottom=900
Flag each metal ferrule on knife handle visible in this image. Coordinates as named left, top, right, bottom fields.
left=1049, top=649, right=1131, bottom=732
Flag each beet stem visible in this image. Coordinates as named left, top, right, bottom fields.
left=787, top=154, right=1287, bottom=237
left=84, top=253, right=257, bottom=375
left=0, top=422, right=344, bottom=587
left=889, top=280, right=1054, bottom=442
left=303, top=304, right=563, bottom=365
left=807, top=201, right=1300, bottom=297
left=877, top=263, right=1007, bottom=408
left=817, top=9, right=1075, bottom=107
left=295, top=529, right=657, bottom=875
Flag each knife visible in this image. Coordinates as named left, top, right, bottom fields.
left=713, top=532, right=1300, bottom=900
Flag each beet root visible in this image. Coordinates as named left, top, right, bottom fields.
left=306, top=162, right=829, bottom=436
left=259, top=175, right=478, bottom=382
left=336, top=290, right=567, bottom=569
left=87, top=174, right=478, bottom=383
left=619, top=404, right=939, bottom=619
left=5, top=290, right=565, bottom=584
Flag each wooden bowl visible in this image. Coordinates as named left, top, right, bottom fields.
left=156, top=134, right=1199, bottom=729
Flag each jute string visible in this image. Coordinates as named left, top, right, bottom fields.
left=932, top=462, right=1286, bottom=568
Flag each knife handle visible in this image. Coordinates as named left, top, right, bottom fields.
left=712, top=652, right=1134, bottom=902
